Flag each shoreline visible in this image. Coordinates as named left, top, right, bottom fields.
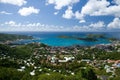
left=0, top=32, right=119, bottom=47
left=4, top=39, right=120, bottom=48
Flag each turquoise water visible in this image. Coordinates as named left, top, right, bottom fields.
left=6, top=32, right=120, bottom=47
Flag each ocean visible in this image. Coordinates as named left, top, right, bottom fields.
left=3, top=32, right=120, bottom=47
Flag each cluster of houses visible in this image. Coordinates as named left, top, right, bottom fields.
left=0, top=40, right=120, bottom=79
left=107, top=60, right=120, bottom=68
left=49, top=55, right=75, bottom=63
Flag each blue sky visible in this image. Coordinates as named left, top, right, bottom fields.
left=0, top=0, right=120, bottom=32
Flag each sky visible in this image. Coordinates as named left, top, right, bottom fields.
left=0, top=0, right=120, bottom=32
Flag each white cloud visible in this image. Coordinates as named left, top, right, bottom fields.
left=114, top=0, right=120, bottom=5
left=45, top=0, right=86, bottom=23
left=71, top=21, right=105, bottom=31
left=65, top=0, right=120, bottom=23
left=5, top=21, right=16, bottom=26
left=72, top=21, right=106, bottom=31
left=0, top=11, right=12, bottom=15
left=72, top=25, right=90, bottom=31
left=1, top=20, right=105, bottom=31
left=81, top=0, right=120, bottom=17
left=89, top=21, right=105, bottom=28
left=18, top=7, right=40, bottom=16
left=75, top=11, right=85, bottom=23
left=1, top=21, right=66, bottom=31
left=54, top=11, right=59, bottom=15
left=46, top=0, right=79, bottom=10
left=107, top=18, right=120, bottom=29
left=46, top=0, right=82, bottom=22
left=81, top=0, right=110, bottom=16
left=45, top=0, right=120, bottom=24
left=62, top=6, right=74, bottom=19
left=0, top=0, right=27, bottom=6
left=102, top=5, right=120, bottom=17
left=0, top=21, right=87, bottom=31
left=79, top=20, right=86, bottom=23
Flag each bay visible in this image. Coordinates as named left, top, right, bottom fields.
left=4, top=32, right=120, bottom=47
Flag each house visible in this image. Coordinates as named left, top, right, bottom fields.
left=81, top=59, right=91, bottom=63
left=107, top=60, right=120, bottom=68
left=113, top=63, right=120, bottom=68
left=17, top=66, right=25, bottom=72
left=58, top=60, right=67, bottom=63
left=104, top=65, right=114, bottom=73
left=64, top=57, right=75, bottom=61
left=51, top=56, right=58, bottom=63
left=58, top=56, right=75, bottom=63
left=30, top=70, right=35, bottom=76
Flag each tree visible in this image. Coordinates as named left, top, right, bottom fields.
left=38, top=73, right=64, bottom=80
left=0, top=67, right=24, bottom=80
left=115, top=68, right=120, bottom=76
left=81, top=68, right=97, bottom=80
left=21, top=73, right=33, bottom=80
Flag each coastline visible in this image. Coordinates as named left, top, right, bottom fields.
left=0, top=32, right=119, bottom=47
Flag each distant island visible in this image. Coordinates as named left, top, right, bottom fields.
left=58, top=34, right=118, bottom=42
left=58, top=34, right=105, bottom=42
left=0, top=33, right=33, bottom=42
left=86, top=34, right=106, bottom=39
